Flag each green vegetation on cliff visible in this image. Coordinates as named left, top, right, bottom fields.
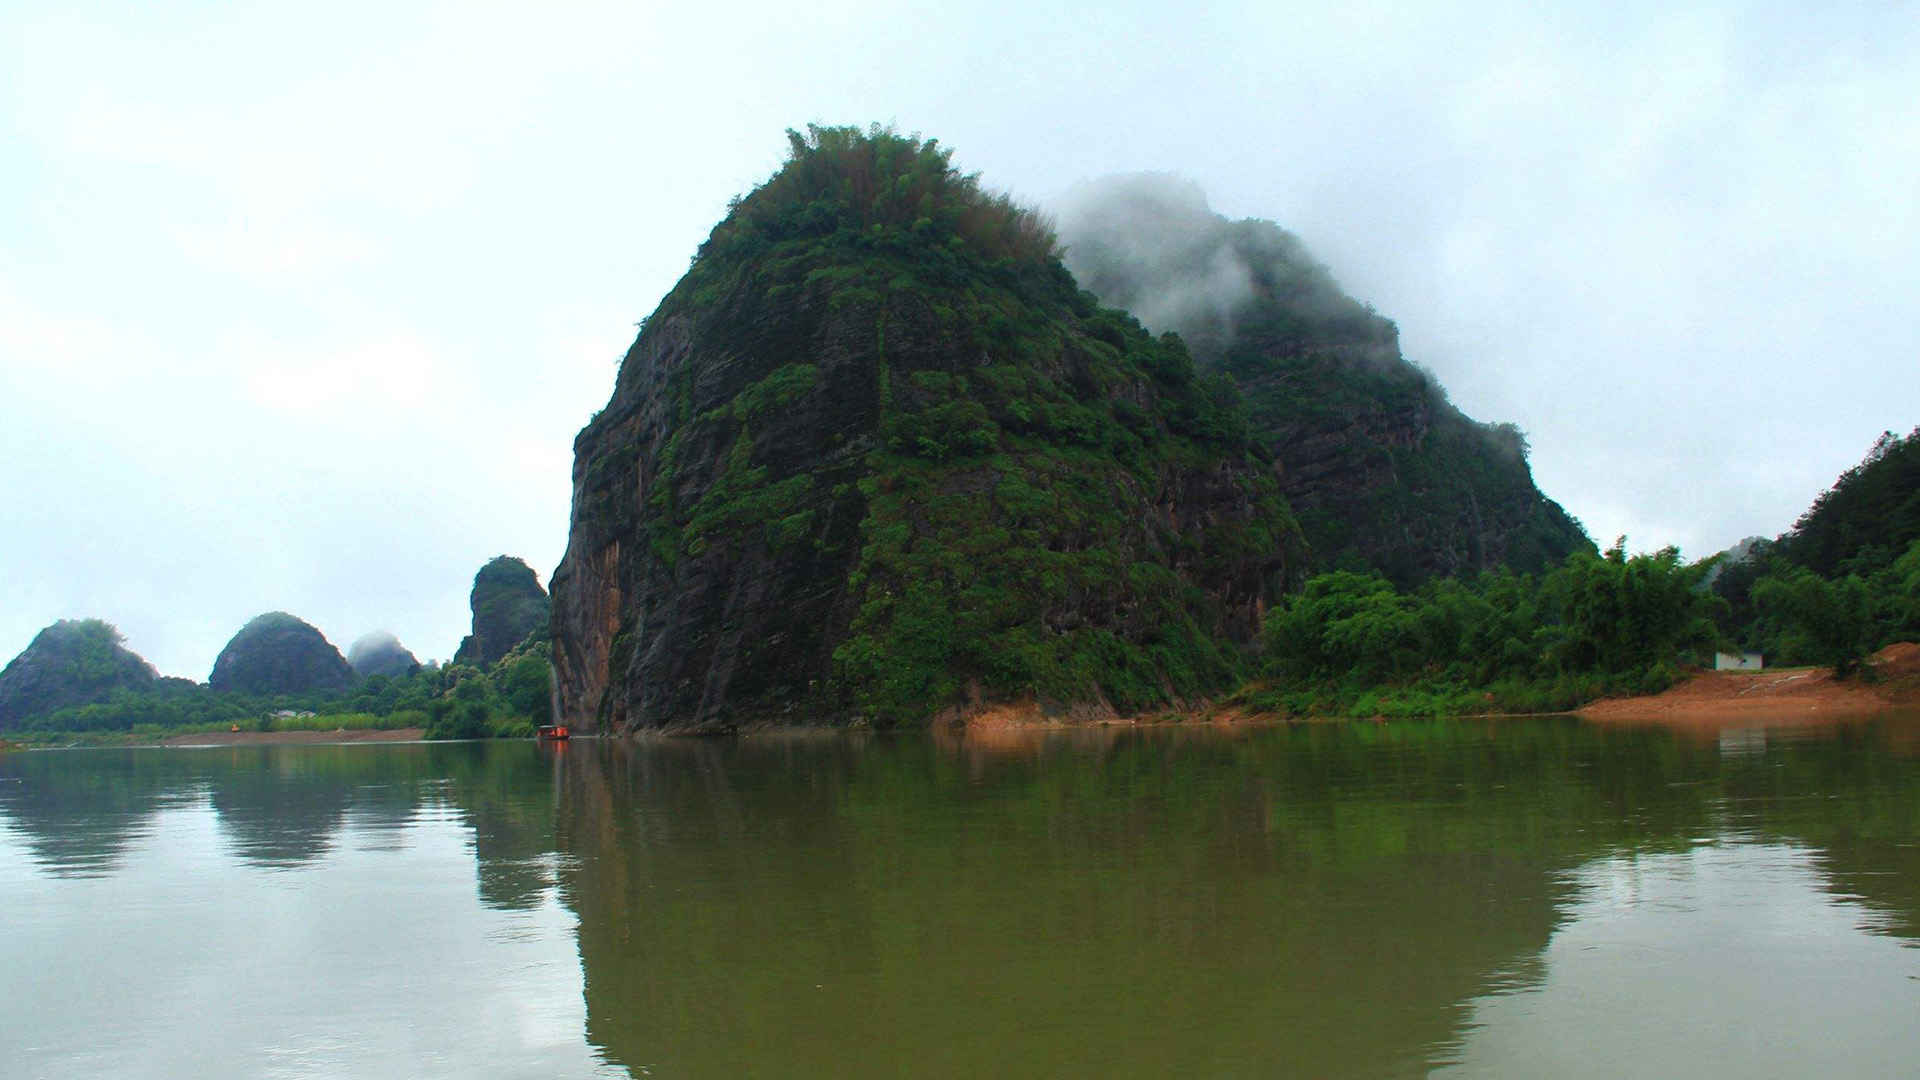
left=0, top=619, right=157, bottom=729
left=452, top=556, right=549, bottom=668
left=1058, top=175, right=1591, bottom=584
left=1778, top=427, right=1920, bottom=579
left=208, top=612, right=355, bottom=695
left=554, top=125, right=1303, bottom=731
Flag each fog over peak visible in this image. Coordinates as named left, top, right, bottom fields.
left=1054, top=173, right=1387, bottom=363
left=346, top=630, right=421, bottom=678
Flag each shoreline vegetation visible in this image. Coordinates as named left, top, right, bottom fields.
left=6, top=535, right=1916, bottom=745
left=11, top=642, right=1915, bottom=751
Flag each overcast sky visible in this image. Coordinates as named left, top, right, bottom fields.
left=4, top=1, right=1916, bottom=679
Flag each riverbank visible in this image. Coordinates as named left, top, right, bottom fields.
left=15, top=643, right=1919, bottom=747
left=1579, top=642, right=1920, bottom=723
left=938, top=642, right=1920, bottom=739
left=930, top=699, right=1281, bottom=744
left=156, top=727, right=428, bottom=747
left=10, top=727, right=431, bottom=749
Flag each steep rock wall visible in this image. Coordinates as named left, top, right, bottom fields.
left=553, top=129, right=1300, bottom=733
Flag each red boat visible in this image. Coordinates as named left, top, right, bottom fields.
left=536, top=724, right=571, bottom=741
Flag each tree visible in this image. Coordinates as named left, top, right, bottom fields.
left=1264, top=571, right=1428, bottom=683
left=1753, top=567, right=1877, bottom=678
left=497, top=649, right=553, bottom=722
left=1886, top=539, right=1920, bottom=630
left=1549, top=540, right=1720, bottom=677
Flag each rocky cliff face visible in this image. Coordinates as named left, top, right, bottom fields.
left=208, top=612, right=354, bottom=695
left=552, top=127, right=1301, bottom=733
left=1059, top=175, right=1590, bottom=584
left=0, top=619, right=157, bottom=728
left=452, top=556, right=548, bottom=668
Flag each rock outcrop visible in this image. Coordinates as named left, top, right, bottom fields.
left=0, top=619, right=157, bottom=728
left=1059, top=174, right=1591, bottom=584
left=452, top=556, right=549, bottom=668
left=346, top=631, right=422, bottom=678
left=208, top=612, right=354, bottom=695
left=552, top=126, right=1302, bottom=733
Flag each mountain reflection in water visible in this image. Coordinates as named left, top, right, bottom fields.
left=0, top=712, right=1915, bottom=1078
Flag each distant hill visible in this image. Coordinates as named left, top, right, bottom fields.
left=452, top=557, right=549, bottom=668
left=0, top=619, right=157, bottom=729
left=1777, top=426, right=1920, bottom=578
left=1711, top=427, right=1920, bottom=652
left=346, top=631, right=422, bottom=678
left=1058, top=174, right=1591, bottom=583
left=208, top=612, right=355, bottom=695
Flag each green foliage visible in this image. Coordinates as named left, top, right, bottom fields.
left=422, top=658, right=548, bottom=739
left=1754, top=566, right=1881, bottom=678
left=0, top=619, right=157, bottom=728
left=452, top=557, right=549, bottom=668
left=22, top=638, right=553, bottom=741
left=496, top=646, right=554, bottom=721
left=680, top=426, right=817, bottom=550
left=1263, top=572, right=1427, bottom=684
left=696, top=123, right=1060, bottom=273
left=1711, top=429, right=1920, bottom=657
left=718, top=363, right=821, bottom=423
left=1892, top=539, right=1920, bottom=637
left=426, top=700, right=496, bottom=741
left=1257, top=541, right=1724, bottom=716
left=1553, top=541, right=1721, bottom=676
left=1779, top=427, right=1920, bottom=579
left=208, top=612, right=355, bottom=695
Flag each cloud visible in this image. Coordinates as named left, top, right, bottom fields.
left=242, top=335, right=443, bottom=415
left=173, top=216, right=377, bottom=278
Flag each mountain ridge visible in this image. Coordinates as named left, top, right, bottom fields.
left=1058, top=173, right=1591, bottom=583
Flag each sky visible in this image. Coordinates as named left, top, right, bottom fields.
left=4, top=1, right=1916, bottom=679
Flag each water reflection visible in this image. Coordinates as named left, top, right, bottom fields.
left=0, top=744, right=611, bottom=1080
left=207, top=748, right=355, bottom=868
left=554, top=734, right=1570, bottom=1078
left=1437, top=841, right=1920, bottom=1078
left=545, top=717, right=1920, bottom=1078
left=0, top=750, right=209, bottom=876
left=0, top=712, right=1915, bottom=1078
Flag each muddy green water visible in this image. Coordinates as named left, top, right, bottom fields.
left=2, top=714, right=1917, bottom=1078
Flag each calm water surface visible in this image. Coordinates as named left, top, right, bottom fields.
left=2, top=713, right=1917, bottom=1078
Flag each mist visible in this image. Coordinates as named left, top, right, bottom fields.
left=1054, top=173, right=1398, bottom=368
left=345, top=630, right=422, bottom=679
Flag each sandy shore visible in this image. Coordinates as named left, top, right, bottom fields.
left=1578, top=642, right=1920, bottom=727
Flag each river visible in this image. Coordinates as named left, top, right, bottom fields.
left=2, top=713, right=1916, bottom=1078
